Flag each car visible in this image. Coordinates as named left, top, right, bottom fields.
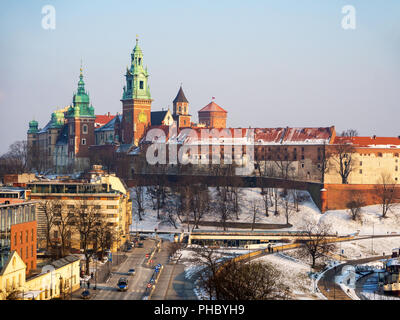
left=117, top=277, right=128, bottom=291
left=137, top=242, right=144, bottom=248
left=80, top=289, right=91, bottom=299
left=128, top=268, right=135, bottom=276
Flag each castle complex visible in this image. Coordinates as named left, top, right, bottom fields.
left=27, top=38, right=400, bottom=192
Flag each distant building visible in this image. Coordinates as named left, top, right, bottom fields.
left=27, top=172, right=131, bottom=253
left=0, top=201, right=37, bottom=275
left=0, top=251, right=80, bottom=300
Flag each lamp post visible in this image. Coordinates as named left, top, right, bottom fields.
left=372, top=222, right=374, bottom=255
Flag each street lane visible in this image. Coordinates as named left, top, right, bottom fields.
left=93, top=239, right=156, bottom=300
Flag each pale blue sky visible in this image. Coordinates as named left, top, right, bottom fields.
left=1, top=0, right=400, bottom=153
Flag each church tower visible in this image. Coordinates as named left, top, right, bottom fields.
left=121, top=37, right=152, bottom=146
left=65, top=67, right=96, bottom=170
left=172, top=86, right=191, bottom=128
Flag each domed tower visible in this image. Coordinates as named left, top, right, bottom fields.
left=65, top=67, right=96, bottom=170
left=27, top=119, right=39, bottom=168
left=172, top=86, right=191, bottom=128
left=121, top=37, right=152, bottom=146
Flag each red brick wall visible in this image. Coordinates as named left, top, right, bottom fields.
left=10, top=221, right=37, bottom=274
left=323, top=183, right=400, bottom=211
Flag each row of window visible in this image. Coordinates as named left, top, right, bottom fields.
left=14, top=229, right=35, bottom=246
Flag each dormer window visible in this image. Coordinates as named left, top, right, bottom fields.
left=138, top=58, right=142, bottom=65
left=139, top=81, right=144, bottom=89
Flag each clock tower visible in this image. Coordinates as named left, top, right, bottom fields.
left=121, top=37, right=152, bottom=146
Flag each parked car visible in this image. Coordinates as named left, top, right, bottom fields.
left=128, top=268, right=135, bottom=276
left=117, top=277, right=128, bottom=291
left=81, top=290, right=91, bottom=299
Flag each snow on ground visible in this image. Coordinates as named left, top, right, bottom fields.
left=254, top=252, right=320, bottom=300
left=129, top=187, right=400, bottom=237
left=129, top=186, right=400, bottom=300
left=332, top=238, right=400, bottom=260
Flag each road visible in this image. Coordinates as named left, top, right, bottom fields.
left=317, top=255, right=390, bottom=300
left=149, top=241, right=197, bottom=300
left=91, top=239, right=157, bottom=300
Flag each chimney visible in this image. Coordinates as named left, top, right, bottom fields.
left=107, top=112, right=110, bottom=117
left=373, top=135, right=376, bottom=139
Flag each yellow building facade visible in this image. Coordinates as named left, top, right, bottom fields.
left=0, top=251, right=80, bottom=300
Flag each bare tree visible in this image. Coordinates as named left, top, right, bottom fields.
left=375, top=173, right=398, bottom=218
left=52, top=200, right=75, bottom=258
left=132, top=185, right=146, bottom=221
left=190, top=184, right=210, bottom=231
left=214, top=186, right=233, bottom=231
left=215, top=260, right=290, bottom=300
left=329, top=130, right=357, bottom=184
left=261, top=188, right=270, bottom=217
left=189, top=245, right=226, bottom=300
left=281, top=189, right=295, bottom=225
left=274, top=147, right=295, bottom=180
left=250, top=199, right=261, bottom=231
left=73, top=200, right=102, bottom=275
left=298, top=220, right=337, bottom=269
left=316, top=142, right=331, bottom=184
left=38, top=200, right=56, bottom=252
left=346, top=190, right=364, bottom=221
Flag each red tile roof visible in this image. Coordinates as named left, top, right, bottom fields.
left=95, top=114, right=115, bottom=128
left=334, top=136, right=400, bottom=148
left=283, top=127, right=332, bottom=144
left=198, top=101, right=227, bottom=113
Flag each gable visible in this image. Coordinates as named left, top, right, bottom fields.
left=0, top=251, right=26, bottom=276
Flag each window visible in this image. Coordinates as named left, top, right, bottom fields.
left=82, top=138, right=86, bottom=145
left=26, top=246, right=28, bottom=259
left=359, top=169, right=362, bottom=174
left=82, top=124, right=88, bottom=134
left=31, top=229, right=34, bottom=241
left=360, top=161, right=363, bottom=166
left=301, top=163, right=305, bottom=168
left=396, top=166, right=398, bottom=172
left=70, top=125, right=74, bottom=135
left=139, top=81, right=144, bottom=89
left=20, top=232, right=23, bottom=244
left=138, top=58, right=142, bottom=65
left=14, top=233, right=17, bottom=246
left=26, top=231, right=28, bottom=243
left=32, top=245, right=34, bottom=258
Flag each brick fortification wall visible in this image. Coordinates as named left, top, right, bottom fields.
left=322, top=184, right=400, bottom=211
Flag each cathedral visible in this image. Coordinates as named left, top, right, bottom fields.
left=27, top=38, right=227, bottom=173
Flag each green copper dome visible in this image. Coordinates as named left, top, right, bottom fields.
left=122, top=37, right=152, bottom=101
left=67, top=67, right=95, bottom=118
left=28, top=119, right=39, bottom=134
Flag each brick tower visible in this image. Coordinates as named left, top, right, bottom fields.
left=65, top=67, right=96, bottom=170
left=121, top=37, right=152, bottom=146
left=172, top=86, right=191, bottom=128
left=198, top=100, right=227, bottom=128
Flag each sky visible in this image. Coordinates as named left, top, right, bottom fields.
left=0, top=0, right=400, bottom=154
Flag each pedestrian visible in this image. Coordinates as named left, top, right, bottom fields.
left=87, top=281, right=90, bottom=289
left=91, top=272, right=94, bottom=279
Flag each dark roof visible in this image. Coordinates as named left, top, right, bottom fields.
left=151, top=111, right=168, bottom=126
left=55, top=124, right=69, bottom=145
left=49, top=254, right=80, bottom=269
left=173, top=86, right=188, bottom=103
